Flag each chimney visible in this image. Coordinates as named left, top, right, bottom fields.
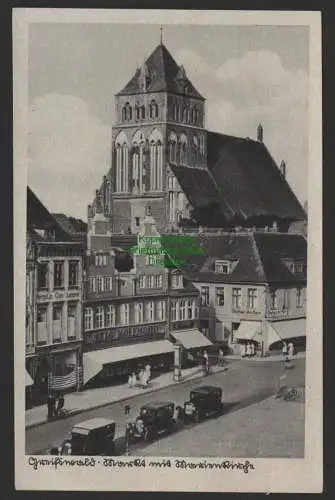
left=257, top=123, right=263, bottom=143
left=280, top=160, right=286, bottom=179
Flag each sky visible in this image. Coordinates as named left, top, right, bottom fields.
left=28, top=23, right=309, bottom=220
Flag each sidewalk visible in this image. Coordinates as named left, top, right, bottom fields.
left=25, top=364, right=227, bottom=429
left=225, top=351, right=306, bottom=363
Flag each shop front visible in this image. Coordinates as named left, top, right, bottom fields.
left=83, top=322, right=173, bottom=387
left=169, top=328, right=213, bottom=368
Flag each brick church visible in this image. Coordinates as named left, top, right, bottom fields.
left=87, top=41, right=305, bottom=235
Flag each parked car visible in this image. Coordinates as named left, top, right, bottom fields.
left=127, top=401, right=178, bottom=442
left=51, top=418, right=116, bottom=456
left=183, top=386, right=223, bottom=422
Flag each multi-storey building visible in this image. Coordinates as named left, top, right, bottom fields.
left=178, top=231, right=307, bottom=354
left=82, top=207, right=207, bottom=387
left=87, top=41, right=305, bottom=235
left=26, top=188, right=85, bottom=404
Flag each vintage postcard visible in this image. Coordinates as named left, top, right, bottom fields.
left=13, top=8, right=322, bottom=493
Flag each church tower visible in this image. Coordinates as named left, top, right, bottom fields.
left=89, top=39, right=207, bottom=235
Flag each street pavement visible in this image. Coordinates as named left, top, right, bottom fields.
left=26, top=357, right=305, bottom=455
left=134, top=395, right=305, bottom=458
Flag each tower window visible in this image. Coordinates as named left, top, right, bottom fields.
left=150, top=100, right=158, bottom=119
left=141, top=105, right=145, bottom=119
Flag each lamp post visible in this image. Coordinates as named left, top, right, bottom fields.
left=173, top=343, right=182, bottom=382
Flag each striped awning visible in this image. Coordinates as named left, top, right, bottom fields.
left=48, top=369, right=78, bottom=391
left=170, top=329, right=213, bottom=349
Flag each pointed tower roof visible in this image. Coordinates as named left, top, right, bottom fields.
left=117, top=43, right=205, bottom=100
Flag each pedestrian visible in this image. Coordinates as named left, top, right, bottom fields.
left=250, top=343, right=255, bottom=357
left=128, top=373, right=133, bottom=388
left=246, top=343, right=251, bottom=359
left=203, top=350, right=209, bottom=371
left=145, top=363, right=151, bottom=383
left=282, top=341, right=288, bottom=361
left=288, top=341, right=295, bottom=361
left=218, top=348, right=224, bottom=366
left=56, top=392, right=65, bottom=416
left=131, top=372, right=137, bottom=387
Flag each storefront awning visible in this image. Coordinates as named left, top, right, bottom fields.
left=25, top=370, right=34, bottom=387
left=268, top=318, right=306, bottom=345
left=83, top=340, right=174, bottom=385
left=235, top=321, right=262, bottom=341
left=170, top=329, right=213, bottom=349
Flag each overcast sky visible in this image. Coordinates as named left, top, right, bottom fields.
left=28, top=23, right=309, bottom=220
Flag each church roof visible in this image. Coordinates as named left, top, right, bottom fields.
left=117, top=43, right=205, bottom=100
left=206, top=131, right=305, bottom=222
left=170, top=132, right=305, bottom=226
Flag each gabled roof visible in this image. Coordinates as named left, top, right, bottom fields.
left=173, top=232, right=306, bottom=285
left=27, top=187, right=70, bottom=241
left=206, top=132, right=306, bottom=222
left=117, top=43, right=205, bottom=100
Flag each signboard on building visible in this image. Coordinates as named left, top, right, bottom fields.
left=84, top=323, right=165, bottom=347
left=37, top=290, right=81, bottom=302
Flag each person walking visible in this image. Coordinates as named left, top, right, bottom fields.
left=128, top=373, right=133, bottom=388
left=241, top=343, right=246, bottom=358
left=145, top=363, right=151, bottom=383
left=56, top=392, right=65, bottom=416
left=246, top=342, right=252, bottom=359
left=288, top=341, right=295, bottom=361
left=218, top=348, right=224, bottom=366
left=131, top=372, right=137, bottom=387
left=282, top=341, right=288, bottom=361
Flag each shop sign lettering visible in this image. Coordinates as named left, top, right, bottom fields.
left=85, top=324, right=162, bottom=346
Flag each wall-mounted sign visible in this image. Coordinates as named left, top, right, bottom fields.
left=85, top=323, right=165, bottom=346
left=37, top=290, right=81, bottom=302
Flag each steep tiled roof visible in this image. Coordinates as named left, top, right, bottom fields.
left=27, top=187, right=70, bottom=241
left=169, top=231, right=306, bottom=285
left=206, top=132, right=306, bottom=222
left=117, top=43, right=205, bottom=100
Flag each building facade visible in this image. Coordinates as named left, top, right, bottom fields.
left=180, top=231, right=307, bottom=354
left=26, top=188, right=85, bottom=404
left=82, top=207, right=204, bottom=387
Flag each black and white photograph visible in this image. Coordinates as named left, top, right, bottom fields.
left=13, top=8, right=322, bottom=493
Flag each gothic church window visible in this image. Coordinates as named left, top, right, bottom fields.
left=115, top=131, right=129, bottom=193
left=132, top=130, right=145, bottom=193
left=122, top=103, right=132, bottom=122
left=168, top=131, right=178, bottom=164
left=149, top=100, right=159, bottom=119
left=179, top=134, right=188, bottom=165
left=149, top=129, right=163, bottom=191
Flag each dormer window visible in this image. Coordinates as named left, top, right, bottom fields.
left=294, top=262, right=304, bottom=274
left=215, top=260, right=230, bottom=274
left=171, top=272, right=183, bottom=289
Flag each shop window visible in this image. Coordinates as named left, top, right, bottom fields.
left=232, top=288, right=242, bottom=310
left=84, top=307, right=93, bottom=331
left=247, top=288, right=257, bottom=310
left=216, top=287, right=225, bottom=307
left=68, top=261, right=79, bottom=288
left=200, top=286, right=209, bottom=306
left=296, top=288, right=303, bottom=308
left=37, top=262, right=48, bottom=290
left=95, top=306, right=104, bottom=329
left=68, top=304, right=77, bottom=339
left=54, top=261, right=64, bottom=289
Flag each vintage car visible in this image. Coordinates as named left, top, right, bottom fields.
left=127, top=401, right=178, bottom=442
left=51, top=418, right=116, bottom=456
left=183, top=386, right=223, bottom=422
